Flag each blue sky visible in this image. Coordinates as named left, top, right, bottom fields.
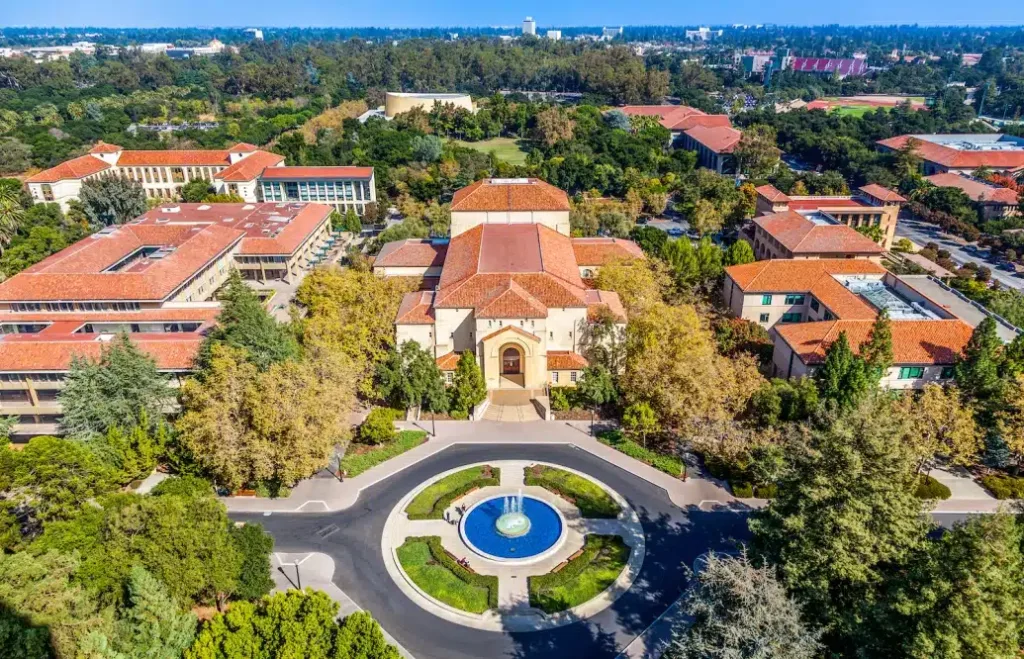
left=1, top=0, right=1022, bottom=28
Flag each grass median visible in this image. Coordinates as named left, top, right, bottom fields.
left=338, top=430, right=427, bottom=478
left=525, top=465, right=620, bottom=518
left=597, top=430, right=685, bottom=478
left=396, top=536, right=497, bottom=613
left=405, top=465, right=500, bottom=520
left=528, top=535, right=631, bottom=614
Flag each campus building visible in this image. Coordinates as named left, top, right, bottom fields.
left=384, top=92, right=476, bottom=119
left=754, top=184, right=905, bottom=251
left=680, top=125, right=743, bottom=174
left=259, top=166, right=377, bottom=216
left=877, top=134, right=1024, bottom=176
left=722, top=259, right=1016, bottom=389
left=924, top=173, right=1021, bottom=220
left=375, top=179, right=636, bottom=398
left=618, top=105, right=733, bottom=144
left=0, top=202, right=334, bottom=435
left=26, top=142, right=285, bottom=210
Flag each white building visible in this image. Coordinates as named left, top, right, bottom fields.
left=245, top=28, right=264, bottom=41
left=601, top=27, right=623, bottom=40
left=523, top=17, right=537, bottom=36
left=546, top=30, right=562, bottom=41
left=259, top=166, right=377, bottom=216
left=685, top=27, right=723, bottom=41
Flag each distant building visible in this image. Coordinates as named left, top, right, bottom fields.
left=244, top=28, right=264, bottom=41
left=260, top=166, right=377, bottom=216
left=685, top=27, right=723, bottom=41
left=680, top=125, right=743, bottom=174
left=925, top=173, right=1021, bottom=220
left=601, top=27, right=623, bottom=40
left=166, top=39, right=227, bottom=60
left=523, top=17, right=537, bottom=36
left=877, top=134, right=1024, bottom=176
left=546, top=30, right=562, bottom=41
left=789, top=57, right=868, bottom=79
left=384, top=92, right=475, bottom=119
left=618, top=105, right=732, bottom=143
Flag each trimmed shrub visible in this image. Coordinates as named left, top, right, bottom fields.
left=597, top=430, right=685, bottom=478
left=359, top=408, right=398, bottom=445
left=338, top=430, right=427, bottom=477
left=405, top=466, right=500, bottom=520
left=150, top=475, right=214, bottom=498
left=731, top=482, right=754, bottom=498
left=418, top=536, right=498, bottom=610
left=525, top=465, right=621, bottom=518
left=528, top=535, right=630, bottom=613
left=914, top=474, right=952, bottom=500
left=549, top=387, right=570, bottom=411
left=980, top=474, right=1024, bottom=500
left=753, top=483, right=777, bottom=499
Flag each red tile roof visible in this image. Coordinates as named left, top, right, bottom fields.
left=878, top=135, right=1024, bottom=172
left=618, top=105, right=732, bottom=132
left=260, top=166, right=375, bottom=180
left=571, top=238, right=644, bottom=266
left=228, top=142, right=258, bottom=152
left=546, top=351, right=588, bottom=370
left=436, top=351, right=460, bottom=370
left=924, top=173, right=1020, bottom=205
left=117, top=149, right=235, bottom=167
left=858, top=184, right=906, bottom=204
left=26, top=155, right=110, bottom=183
left=374, top=240, right=448, bottom=268
left=726, top=259, right=886, bottom=291
left=395, top=291, right=436, bottom=325
left=785, top=198, right=869, bottom=211
left=237, top=204, right=332, bottom=256
left=89, top=141, right=123, bottom=154
left=775, top=319, right=974, bottom=366
left=475, top=280, right=548, bottom=319
left=585, top=289, right=627, bottom=322
left=0, top=335, right=202, bottom=372
left=683, top=125, right=742, bottom=154
left=480, top=324, right=541, bottom=344
left=215, top=151, right=285, bottom=182
left=450, top=179, right=570, bottom=212
left=754, top=211, right=884, bottom=255
left=756, top=184, right=791, bottom=203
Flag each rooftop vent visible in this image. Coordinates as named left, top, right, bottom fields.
left=489, top=178, right=530, bottom=185
left=155, top=218, right=170, bottom=224
left=197, top=204, right=211, bottom=210
left=243, top=204, right=256, bottom=210
left=221, top=217, right=234, bottom=222
left=162, top=206, right=181, bottom=213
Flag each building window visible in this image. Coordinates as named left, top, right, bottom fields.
left=759, top=313, right=769, bottom=323
left=570, top=371, right=578, bottom=383
left=761, top=294, right=772, bottom=305
left=784, top=294, right=805, bottom=305
left=940, top=366, right=955, bottom=379
left=552, top=372, right=559, bottom=384
left=781, top=312, right=802, bottom=323
left=823, top=311, right=834, bottom=321
left=810, top=299, right=820, bottom=312
left=899, top=367, right=925, bottom=380
left=445, top=371, right=453, bottom=385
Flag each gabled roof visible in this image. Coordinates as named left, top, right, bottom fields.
left=858, top=184, right=906, bottom=204
left=450, top=178, right=570, bottom=212
left=585, top=289, right=627, bottom=322
left=618, top=105, right=732, bottom=132
left=755, top=184, right=791, bottom=203
left=475, top=280, right=548, bottom=319
left=0, top=336, right=203, bottom=372
left=878, top=135, right=1024, bottom=171
left=227, top=142, right=258, bottom=152
left=571, top=237, right=645, bottom=266
left=26, top=155, right=110, bottom=183
left=374, top=240, right=448, bottom=268
left=726, top=259, right=886, bottom=291
left=753, top=211, right=884, bottom=255
left=776, top=319, right=974, bottom=366
left=683, top=125, right=742, bottom=154
left=215, top=151, right=285, bottom=182
left=924, top=173, right=1020, bottom=205
left=480, top=324, right=541, bottom=343
left=547, top=351, right=588, bottom=370
left=117, top=149, right=234, bottom=167
left=395, top=291, right=436, bottom=325
left=436, top=351, right=460, bottom=370
left=89, top=141, right=123, bottom=154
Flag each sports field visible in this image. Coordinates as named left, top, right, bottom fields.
left=452, top=137, right=529, bottom=165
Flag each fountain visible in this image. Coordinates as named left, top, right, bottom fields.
left=494, top=490, right=531, bottom=537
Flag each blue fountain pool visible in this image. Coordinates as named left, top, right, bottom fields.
left=461, top=496, right=563, bottom=560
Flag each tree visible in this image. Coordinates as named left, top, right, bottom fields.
left=0, top=184, right=25, bottom=247
left=229, top=523, right=275, bottom=601
left=750, top=395, right=927, bottom=638
left=334, top=611, right=401, bottom=659
left=689, top=198, right=724, bottom=236
left=576, top=365, right=617, bottom=435
left=604, top=109, right=631, bottom=131
left=78, top=177, right=147, bottom=226
left=893, top=384, right=982, bottom=473
left=860, top=309, right=893, bottom=382
left=593, top=256, right=669, bottom=314
left=668, top=551, right=822, bottom=659
left=58, top=333, right=172, bottom=439
left=177, top=344, right=353, bottom=490
left=955, top=317, right=1005, bottom=406
left=106, top=566, right=198, bottom=659
left=200, top=269, right=299, bottom=372
left=815, top=332, right=870, bottom=410
left=733, top=124, right=780, bottom=179
left=628, top=225, right=668, bottom=255
left=724, top=239, right=755, bottom=266
left=343, top=208, right=362, bottom=234
left=449, top=351, right=487, bottom=418
left=410, top=134, right=443, bottom=163
left=358, top=408, right=396, bottom=445
left=180, top=178, right=215, bottom=203
left=375, top=341, right=448, bottom=416
left=533, top=107, right=575, bottom=147
left=0, top=137, right=31, bottom=175
left=622, top=402, right=657, bottom=448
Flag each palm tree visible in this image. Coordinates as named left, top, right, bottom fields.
left=0, top=186, right=24, bottom=249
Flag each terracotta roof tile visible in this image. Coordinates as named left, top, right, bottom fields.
left=0, top=335, right=202, bottom=372
left=26, top=155, right=110, bottom=183
left=683, top=125, right=742, bottom=154
left=436, top=351, right=460, bottom=370
left=215, top=151, right=285, bottom=182
left=227, top=142, right=258, bottom=152
left=450, top=178, right=570, bottom=212
left=89, top=141, right=123, bottom=154
left=858, top=184, right=906, bottom=203
left=546, top=351, right=588, bottom=370
left=395, top=291, right=435, bottom=325
left=776, top=319, right=974, bottom=365
left=878, top=135, right=1024, bottom=171
left=756, top=184, right=791, bottom=203
left=375, top=240, right=448, bottom=268
left=924, top=173, right=1020, bottom=205
left=475, top=280, right=548, bottom=319
left=117, top=149, right=234, bottom=167
left=260, top=166, right=374, bottom=180
left=754, top=211, right=883, bottom=255
left=585, top=289, right=627, bottom=322
left=571, top=237, right=644, bottom=266
left=725, top=259, right=887, bottom=292
left=236, top=204, right=332, bottom=256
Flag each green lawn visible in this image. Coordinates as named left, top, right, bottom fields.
left=405, top=465, right=500, bottom=520
left=529, top=535, right=631, bottom=613
left=832, top=105, right=875, bottom=118
left=597, top=430, right=686, bottom=478
left=396, top=537, right=497, bottom=613
left=452, top=137, right=529, bottom=165
left=525, top=465, right=621, bottom=518
left=338, top=430, right=427, bottom=478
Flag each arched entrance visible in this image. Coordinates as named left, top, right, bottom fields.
left=499, top=344, right=525, bottom=388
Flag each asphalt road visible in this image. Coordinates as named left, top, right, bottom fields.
left=232, top=444, right=751, bottom=659
left=895, top=217, right=1024, bottom=291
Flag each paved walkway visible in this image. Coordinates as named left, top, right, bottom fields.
left=221, top=421, right=741, bottom=514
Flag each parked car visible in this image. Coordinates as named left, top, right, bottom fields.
left=667, top=227, right=684, bottom=237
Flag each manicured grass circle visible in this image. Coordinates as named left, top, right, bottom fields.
left=396, top=536, right=498, bottom=614
left=528, top=535, right=631, bottom=614
left=405, top=465, right=500, bottom=520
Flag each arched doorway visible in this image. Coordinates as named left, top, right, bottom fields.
left=501, top=346, right=522, bottom=375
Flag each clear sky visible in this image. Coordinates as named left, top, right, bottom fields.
left=1, top=0, right=1022, bottom=28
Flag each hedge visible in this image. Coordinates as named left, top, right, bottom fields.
left=525, top=465, right=621, bottom=518
left=405, top=466, right=500, bottom=520
left=338, top=430, right=426, bottom=477
left=980, top=474, right=1024, bottom=500
left=528, top=535, right=630, bottom=614
left=397, top=536, right=498, bottom=612
left=730, top=482, right=777, bottom=499
left=597, top=430, right=685, bottom=478
left=914, top=474, right=952, bottom=500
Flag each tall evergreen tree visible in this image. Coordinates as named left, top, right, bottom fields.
left=111, top=566, right=197, bottom=659
left=816, top=332, right=870, bottom=409
left=860, top=309, right=893, bottom=382
left=448, top=351, right=487, bottom=417
left=955, top=317, right=1004, bottom=405
left=724, top=239, right=755, bottom=266
left=375, top=341, right=448, bottom=414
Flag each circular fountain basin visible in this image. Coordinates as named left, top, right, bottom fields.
left=460, top=495, right=565, bottom=563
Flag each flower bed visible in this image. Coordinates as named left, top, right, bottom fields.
left=597, top=430, right=685, bottom=478
left=405, top=465, right=500, bottom=520
left=524, top=465, right=620, bottom=518
left=528, top=535, right=630, bottom=613
left=396, top=536, right=497, bottom=613
left=338, top=430, right=427, bottom=478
